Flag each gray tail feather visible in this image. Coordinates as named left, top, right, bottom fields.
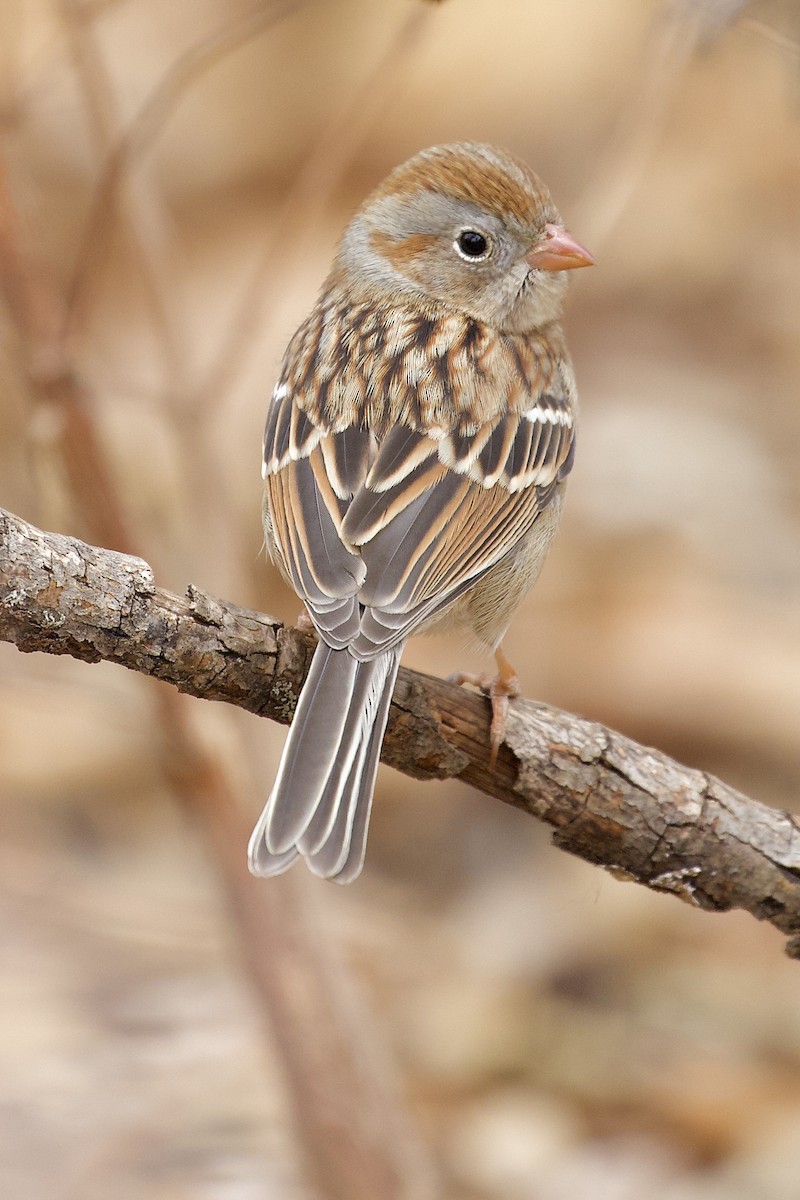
left=248, top=642, right=401, bottom=883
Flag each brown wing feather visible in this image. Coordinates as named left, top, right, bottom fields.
left=345, top=404, right=575, bottom=651
left=264, top=353, right=575, bottom=658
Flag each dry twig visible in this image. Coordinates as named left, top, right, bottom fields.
left=3, top=504, right=799, bottom=961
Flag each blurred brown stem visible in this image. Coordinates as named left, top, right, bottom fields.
left=192, top=3, right=432, bottom=417
left=62, top=0, right=304, bottom=340
left=59, top=0, right=188, bottom=381
left=3, top=503, right=800, bottom=963
left=577, top=0, right=762, bottom=249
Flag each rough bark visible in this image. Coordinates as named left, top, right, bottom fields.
left=2, top=504, right=799, bottom=958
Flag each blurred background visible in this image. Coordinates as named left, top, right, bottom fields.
left=1, top=1, right=799, bottom=1197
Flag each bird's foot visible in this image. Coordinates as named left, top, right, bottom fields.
left=449, top=646, right=520, bottom=766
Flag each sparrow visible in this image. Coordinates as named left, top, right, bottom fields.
left=248, top=142, right=592, bottom=883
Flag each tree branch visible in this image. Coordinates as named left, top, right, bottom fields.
left=3, top=504, right=799, bottom=959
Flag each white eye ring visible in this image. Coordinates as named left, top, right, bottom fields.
left=454, top=229, right=492, bottom=262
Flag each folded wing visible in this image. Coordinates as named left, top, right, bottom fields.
left=263, top=377, right=575, bottom=658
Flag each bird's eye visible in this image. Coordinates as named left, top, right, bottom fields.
left=455, top=230, right=490, bottom=261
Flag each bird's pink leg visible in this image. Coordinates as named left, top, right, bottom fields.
left=449, top=643, right=520, bottom=766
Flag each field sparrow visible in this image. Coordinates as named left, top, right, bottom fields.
left=249, top=142, right=592, bottom=883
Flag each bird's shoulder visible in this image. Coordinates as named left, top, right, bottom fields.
left=272, top=286, right=572, bottom=442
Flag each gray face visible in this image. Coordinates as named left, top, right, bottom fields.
left=339, top=188, right=570, bottom=334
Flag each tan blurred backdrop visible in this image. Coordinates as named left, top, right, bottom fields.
left=1, top=1, right=799, bottom=1197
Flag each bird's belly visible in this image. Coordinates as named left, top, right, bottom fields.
left=422, top=482, right=566, bottom=649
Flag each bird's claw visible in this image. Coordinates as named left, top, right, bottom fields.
left=448, top=666, right=520, bottom=766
